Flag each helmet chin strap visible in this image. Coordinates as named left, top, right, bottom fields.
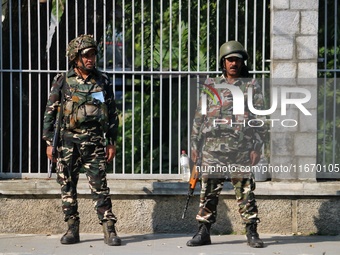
left=222, top=58, right=228, bottom=76
left=78, top=56, right=95, bottom=72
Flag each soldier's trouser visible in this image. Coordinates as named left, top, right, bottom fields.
left=196, top=152, right=259, bottom=224
left=56, top=139, right=117, bottom=223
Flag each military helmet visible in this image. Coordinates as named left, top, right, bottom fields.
left=219, top=41, right=248, bottom=68
left=66, top=34, right=97, bottom=63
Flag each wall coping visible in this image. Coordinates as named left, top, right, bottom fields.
left=1, top=179, right=340, bottom=196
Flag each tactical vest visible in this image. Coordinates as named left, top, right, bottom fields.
left=62, top=77, right=109, bottom=132
left=202, top=78, right=255, bottom=152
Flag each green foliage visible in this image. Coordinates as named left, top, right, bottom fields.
left=115, top=90, right=153, bottom=173
left=51, top=0, right=65, bottom=21
left=104, top=1, right=270, bottom=173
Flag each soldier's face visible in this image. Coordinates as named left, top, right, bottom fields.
left=76, top=49, right=96, bottom=71
left=224, top=57, right=243, bottom=78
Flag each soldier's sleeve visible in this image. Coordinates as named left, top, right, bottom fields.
left=42, top=74, right=63, bottom=146
left=103, top=73, right=119, bottom=145
left=191, top=98, right=204, bottom=151
left=191, top=79, right=212, bottom=151
left=250, top=79, right=269, bottom=152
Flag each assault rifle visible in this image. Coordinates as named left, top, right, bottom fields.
left=181, top=155, right=201, bottom=219
left=48, top=123, right=61, bottom=178
left=48, top=76, right=65, bottom=178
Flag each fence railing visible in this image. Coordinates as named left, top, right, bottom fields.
left=317, top=0, right=340, bottom=179
left=0, top=0, right=270, bottom=179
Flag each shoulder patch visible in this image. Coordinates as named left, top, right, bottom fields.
left=53, top=73, right=67, bottom=90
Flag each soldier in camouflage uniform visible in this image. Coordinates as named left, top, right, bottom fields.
left=187, top=41, right=267, bottom=248
left=43, top=34, right=121, bottom=246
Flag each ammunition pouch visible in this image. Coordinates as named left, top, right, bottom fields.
left=63, top=83, right=109, bottom=132
left=64, top=99, right=108, bottom=132
left=204, top=136, right=239, bottom=152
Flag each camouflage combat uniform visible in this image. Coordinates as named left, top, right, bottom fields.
left=43, top=68, right=119, bottom=224
left=191, top=75, right=267, bottom=225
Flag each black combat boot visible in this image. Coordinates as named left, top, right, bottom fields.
left=60, top=218, right=80, bottom=244
left=186, top=223, right=212, bottom=246
left=102, top=220, right=121, bottom=246
left=246, top=223, right=264, bottom=248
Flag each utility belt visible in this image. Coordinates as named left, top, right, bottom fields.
left=204, top=129, right=235, bottom=138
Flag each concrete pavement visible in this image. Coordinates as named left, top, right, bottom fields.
left=1, top=233, right=340, bottom=255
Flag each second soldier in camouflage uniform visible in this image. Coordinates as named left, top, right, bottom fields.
left=43, top=34, right=121, bottom=246
left=187, top=41, right=267, bottom=248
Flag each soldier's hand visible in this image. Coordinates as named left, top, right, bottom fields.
left=46, top=146, right=56, bottom=162
left=191, top=149, right=198, bottom=163
left=106, top=144, right=116, bottom=162
left=46, top=145, right=57, bottom=162
left=250, top=150, right=261, bottom=166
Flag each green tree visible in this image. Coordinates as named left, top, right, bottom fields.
left=105, top=0, right=270, bottom=174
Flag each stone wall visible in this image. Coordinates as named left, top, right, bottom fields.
left=270, top=0, right=319, bottom=180
left=1, top=180, right=340, bottom=236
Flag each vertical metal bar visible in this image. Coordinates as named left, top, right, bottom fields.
left=322, top=0, right=328, bottom=165
left=262, top=0, right=266, bottom=99
left=122, top=0, right=127, bottom=173
left=131, top=0, right=137, bottom=174
left=56, top=0, right=60, bottom=71
left=37, top=0, right=42, bottom=173
left=93, top=0, right=96, bottom=38
left=262, top=0, right=266, bottom=79
left=122, top=0, right=126, bottom=174
left=244, top=0, right=248, bottom=51
left=235, top=0, right=238, bottom=41
left=46, top=0, right=51, bottom=160
left=65, top=0, right=69, bottom=65
left=150, top=0, right=154, bottom=174
left=103, top=0, right=107, bottom=73
left=9, top=0, right=13, bottom=173
left=47, top=0, right=50, bottom=71
left=159, top=0, right=163, bottom=173
left=0, top=0, right=3, bottom=173
left=197, top=0, right=200, bottom=71
left=332, top=0, right=337, bottom=165
left=253, top=0, right=257, bottom=77
left=216, top=0, right=220, bottom=71
left=196, top=0, right=201, bottom=167
left=206, top=0, right=210, bottom=72
left=178, top=0, right=182, bottom=174
left=226, top=0, right=229, bottom=41
left=169, top=0, right=173, bottom=173
left=84, top=0, right=87, bottom=34
left=187, top=0, right=192, bottom=155
left=18, top=0, right=22, bottom=174
left=75, top=0, right=78, bottom=36
left=104, top=0, right=112, bottom=173
left=28, top=0, right=32, bottom=174
left=140, top=0, right=144, bottom=174
left=123, top=0, right=127, bottom=174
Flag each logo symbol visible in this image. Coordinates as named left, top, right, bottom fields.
left=200, top=81, right=312, bottom=116
left=200, top=82, right=222, bottom=115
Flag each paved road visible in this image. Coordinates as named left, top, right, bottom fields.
left=1, top=233, right=339, bottom=255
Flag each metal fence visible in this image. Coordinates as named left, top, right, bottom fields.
left=317, top=0, right=340, bottom=179
left=0, top=0, right=270, bottom=179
